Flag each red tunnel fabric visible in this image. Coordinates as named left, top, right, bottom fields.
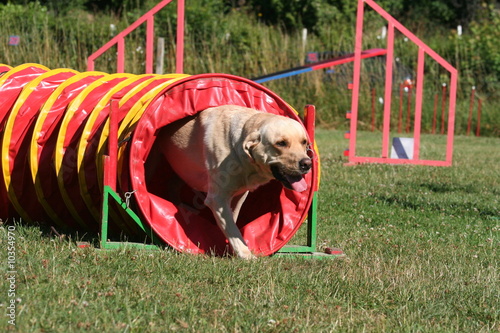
left=32, top=72, right=106, bottom=228
left=0, top=65, right=12, bottom=73
left=1, top=66, right=318, bottom=257
left=56, top=74, right=134, bottom=230
left=0, top=65, right=48, bottom=127
left=127, top=74, right=318, bottom=257
left=0, top=64, right=48, bottom=219
left=78, top=75, right=171, bottom=221
left=3, top=69, right=78, bottom=222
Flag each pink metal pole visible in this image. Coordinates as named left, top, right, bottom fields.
left=445, top=72, right=457, bottom=164
left=304, top=104, right=319, bottom=191
left=303, top=105, right=318, bottom=191
left=176, top=0, right=185, bottom=73
left=467, top=86, right=476, bottom=135
left=348, top=0, right=366, bottom=162
left=381, top=22, right=394, bottom=158
left=432, top=93, right=438, bottom=134
left=476, top=99, right=482, bottom=137
left=107, top=99, right=119, bottom=192
left=117, top=38, right=125, bottom=73
left=371, top=88, right=376, bottom=132
left=365, top=0, right=456, bottom=74
left=146, top=16, right=155, bottom=74
left=441, top=83, right=447, bottom=134
left=406, top=86, right=412, bottom=133
left=398, top=83, right=403, bottom=133
left=348, top=0, right=457, bottom=167
left=304, top=105, right=316, bottom=143
left=412, top=47, right=425, bottom=161
left=87, top=0, right=178, bottom=73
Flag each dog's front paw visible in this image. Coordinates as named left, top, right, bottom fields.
left=235, top=247, right=257, bottom=260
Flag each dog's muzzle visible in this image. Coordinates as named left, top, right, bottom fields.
left=271, top=158, right=311, bottom=193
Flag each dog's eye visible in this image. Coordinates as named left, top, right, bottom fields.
left=302, top=139, right=308, bottom=146
left=275, top=140, right=288, bottom=147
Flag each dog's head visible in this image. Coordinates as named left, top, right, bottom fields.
left=244, top=114, right=312, bottom=192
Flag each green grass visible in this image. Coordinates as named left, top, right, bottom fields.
left=1, top=130, right=499, bottom=332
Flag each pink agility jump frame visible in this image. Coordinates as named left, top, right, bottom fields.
left=348, top=0, right=458, bottom=166
left=87, top=0, right=185, bottom=74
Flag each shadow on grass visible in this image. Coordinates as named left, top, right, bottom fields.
left=374, top=192, right=498, bottom=219
left=418, top=182, right=478, bottom=194
left=1, top=219, right=162, bottom=249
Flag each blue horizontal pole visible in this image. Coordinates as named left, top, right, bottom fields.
left=254, top=68, right=312, bottom=83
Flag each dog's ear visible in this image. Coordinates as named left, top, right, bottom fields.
left=243, top=131, right=261, bottom=160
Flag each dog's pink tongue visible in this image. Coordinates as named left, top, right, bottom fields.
left=287, top=176, right=308, bottom=192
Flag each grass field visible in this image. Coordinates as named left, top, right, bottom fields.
left=1, top=129, right=498, bottom=332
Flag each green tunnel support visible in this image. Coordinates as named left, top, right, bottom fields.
left=100, top=185, right=163, bottom=251
left=100, top=187, right=341, bottom=258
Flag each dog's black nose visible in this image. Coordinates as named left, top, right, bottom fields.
left=299, top=158, right=312, bottom=172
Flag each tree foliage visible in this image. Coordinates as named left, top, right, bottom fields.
left=238, top=0, right=493, bottom=32
left=1, top=0, right=494, bottom=29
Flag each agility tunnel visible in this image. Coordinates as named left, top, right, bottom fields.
left=0, top=63, right=319, bottom=257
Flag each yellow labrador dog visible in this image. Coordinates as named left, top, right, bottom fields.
left=161, top=105, right=312, bottom=259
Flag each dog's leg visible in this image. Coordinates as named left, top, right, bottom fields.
left=232, top=191, right=249, bottom=223
left=205, top=194, right=255, bottom=260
